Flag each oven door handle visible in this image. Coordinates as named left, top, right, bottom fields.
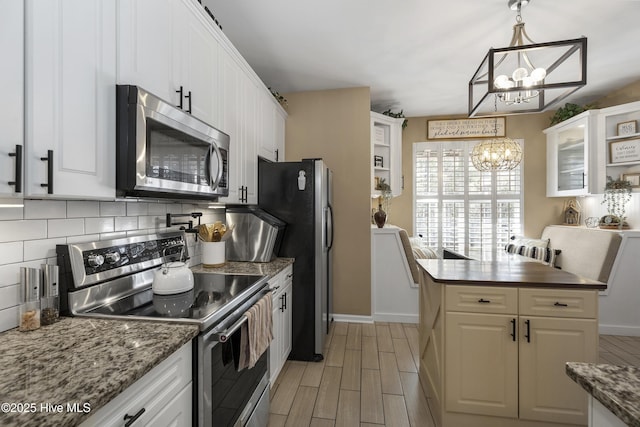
left=204, top=287, right=272, bottom=344
left=216, top=315, right=247, bottom=343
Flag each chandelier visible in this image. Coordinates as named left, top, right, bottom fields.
left=468, top=0, right=587, bottom=117
left=471, top=136, right=522, bottom=171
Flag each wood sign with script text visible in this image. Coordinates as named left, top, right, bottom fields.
left=427, top=117, right=506, bottom=140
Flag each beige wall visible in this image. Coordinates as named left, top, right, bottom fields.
left=597, top=79, right=640, bottom=108
left=391, top=112, right=565, bottom=238
left=284, top=87, right=372, bottom=316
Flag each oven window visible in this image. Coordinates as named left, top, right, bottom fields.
left=210, top=339, right=268, bottom=427
left=146, top=118, right=210, bottom=185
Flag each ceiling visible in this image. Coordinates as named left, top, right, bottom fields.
left=203, top=0, right=640, bottom=117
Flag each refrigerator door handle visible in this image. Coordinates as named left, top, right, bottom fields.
left=326, top=204, right=334, bottom=250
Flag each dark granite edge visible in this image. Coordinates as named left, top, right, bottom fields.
left=566, top=362, right=640, bottom=427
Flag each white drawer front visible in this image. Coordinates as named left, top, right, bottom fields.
left=445, top=286, right=518, bottom=314
left=519, top=288, right=597, bottom=319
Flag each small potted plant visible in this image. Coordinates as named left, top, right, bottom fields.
left=600, top=176, right=632, bottom=229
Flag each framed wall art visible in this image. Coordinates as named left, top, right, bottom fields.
left=427, top=117, right=506, bottom=140
left=622, top=173, right=640, bottom=188
left=617, top=120, right=637, bottom=137
left=609, top=139, right=640, bottom=163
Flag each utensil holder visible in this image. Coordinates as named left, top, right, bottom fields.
left=202, top=241, right=225, bottom=267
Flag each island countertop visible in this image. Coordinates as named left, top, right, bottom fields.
left=0, top=317, right=198, bottom=427
left=566, top=362, right=640, bottom=427
left=417, top=258, right=606, bottom=290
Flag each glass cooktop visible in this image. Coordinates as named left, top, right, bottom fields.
left=87, top=273, right=267, bottom=329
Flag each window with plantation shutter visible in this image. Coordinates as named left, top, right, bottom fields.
left=413, top=140, right=523, bottom=261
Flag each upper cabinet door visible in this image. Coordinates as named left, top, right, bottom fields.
left=117, top=0, right=173, bottom=105
left=25, top=0, right=116, bottom=199
left=0, top=0, right=24, bottom=197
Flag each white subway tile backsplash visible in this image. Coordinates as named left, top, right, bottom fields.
left=115, top=216, right=138, bottom=231
left=0, top=200, right=24, bottom=220
left=24, top=237, right=66, bottom=261
left=100, top=231, right=127, bottom=241
left=147, top=203, right=167, bottom=215
left=100, top=201, right=126, bottom=217
left=0, top=220, right=47, bottom=243
left=67, top=201, right=100, bottom=218
left=0, top=259, right=46, bottom=288
left=67, top=234, right=101, bottom=244
left=24, top=200, right=67, bottom=219
left=0, top=242, right=23, bottom=264
left=48, top=218, right=84, bottom=238
left=166, top=204, right=185, bottom=214
left=126, top=202, right=149, bottom=216
left=86, top=217, right=115, bottom=234
left=0, top=283, right=20, bottom=310
left=138, top=215, right=162, bottom=229
left=0, top=306, right=18, bottom=331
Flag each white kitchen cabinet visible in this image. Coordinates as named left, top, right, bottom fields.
left=118, top=0, right=220, bottom=128
left=258, top=94, right=287, bottom=162
left=371, top=112, right=403, bottom=197
left=434, top=285, right=597, bottom=426
left=25, top=0, right=116, bottom=199
left=218, top=46, right=258, bottom=205
left=0, top=0, right=24, bottom=197
left=597, top=100, right=640, bottom=189
left=269, top=265, right=293, bottom=386
left=80, top=342, right=192, bottom=427
left=545, top=110, right=599, bottom=197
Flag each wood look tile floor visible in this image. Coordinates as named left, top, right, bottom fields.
left=268, top=322, right=640, bottom=427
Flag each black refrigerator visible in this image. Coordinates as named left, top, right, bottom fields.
left=258, top=158, right=333, bottom=361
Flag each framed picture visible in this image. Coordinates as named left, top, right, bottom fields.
left=617, top=120, right=637, bottom=136
left=622, top=173, right=640, bottom=188
left=609, top=139, right=640, bottom=163
left=427, top=117, right=506, bottom=140
left=373, top=155, right=384, bottom=168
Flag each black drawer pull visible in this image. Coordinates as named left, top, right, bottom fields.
left=510, top=318, right=516, bottom=342
left=185, top=90, right=192, bottom=114
left=478, top=298, right=491, bottom=303
left=40, top=150, right=53, bottom=194
left=554, top=302, right=568, bottom=307
left=124, top=407, right=145, bottom=427
left=8, top=144, right=22, bottom=193
left=176, top=86, right=184, bottom=110
left=524, top=319, right=531, bottom=343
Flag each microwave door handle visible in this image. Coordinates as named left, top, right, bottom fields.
left=209, top=143, right=223, bottom=189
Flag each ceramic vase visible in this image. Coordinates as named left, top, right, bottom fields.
left=373, top=205, right=386, bottom=228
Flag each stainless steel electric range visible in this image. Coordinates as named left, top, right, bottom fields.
left=57, top=231, right=271, bottom=427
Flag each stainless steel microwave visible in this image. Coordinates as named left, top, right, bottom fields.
left=116, top=85, right=229, bottom=200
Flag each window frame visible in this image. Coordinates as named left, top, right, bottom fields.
left=412, top=139, right=524, bottom=260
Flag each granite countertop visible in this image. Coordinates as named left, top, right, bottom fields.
left=566, top=362, right=640, bottom=427
left=191, top=257, right=294, bottom=278
left=0, top=317, right=199, bottom=427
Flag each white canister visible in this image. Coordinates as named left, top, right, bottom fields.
left=202, top=241, right=226, bottom=267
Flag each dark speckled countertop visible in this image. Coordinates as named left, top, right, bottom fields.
left=566, top=362, right=640, bottom=427
left=0, top=317, right=198, bottom=427
left=191, top=257, right=294, bottom=277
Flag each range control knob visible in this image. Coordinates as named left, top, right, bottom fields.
left=87, top=254, right=105, bottom=268
left=104, top=252, right=121, bottom=264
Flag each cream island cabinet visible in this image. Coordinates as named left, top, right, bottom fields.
left=417, top=259, right=605, bottom=427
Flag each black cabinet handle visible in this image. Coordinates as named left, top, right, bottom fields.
left=8, top=144, right=22, bottom=193
left=524, top=319, right=531, bottom=343
left=283, top=292, right=287, bottom=310
left=40, top=150, right=53, bottom=194
left=124, top=407, right=145, bottom=427
left=478, top=298, right=491, bottom=304
left=176, top=86, right=184, bottom=110
left=185, top=90, right=192, bottom=114
left=554, top=302, right=568, bottom=307
left=510, top=318, right=516, bottom=341
left=275, top=149, right=279, bottom=162
left=279, top=295, right=284, bottom=312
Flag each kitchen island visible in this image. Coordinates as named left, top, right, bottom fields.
left=418, top=258, right=606, bottom=427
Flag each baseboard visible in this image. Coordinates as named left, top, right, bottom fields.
left=331, top=313, right=374, bottom=324
left=599, top=324, right=640, bottom=336
left=373, top=313, right=419, bottom=324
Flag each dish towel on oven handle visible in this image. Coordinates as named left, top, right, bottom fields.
left=238, top=293, right=273, bottom=370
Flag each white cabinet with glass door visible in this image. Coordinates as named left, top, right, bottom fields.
left=0, top=0, right=24, bottom=197
left=545, top=110, right=599, bottom=197
left=25, top=0, right=116, bottom=199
